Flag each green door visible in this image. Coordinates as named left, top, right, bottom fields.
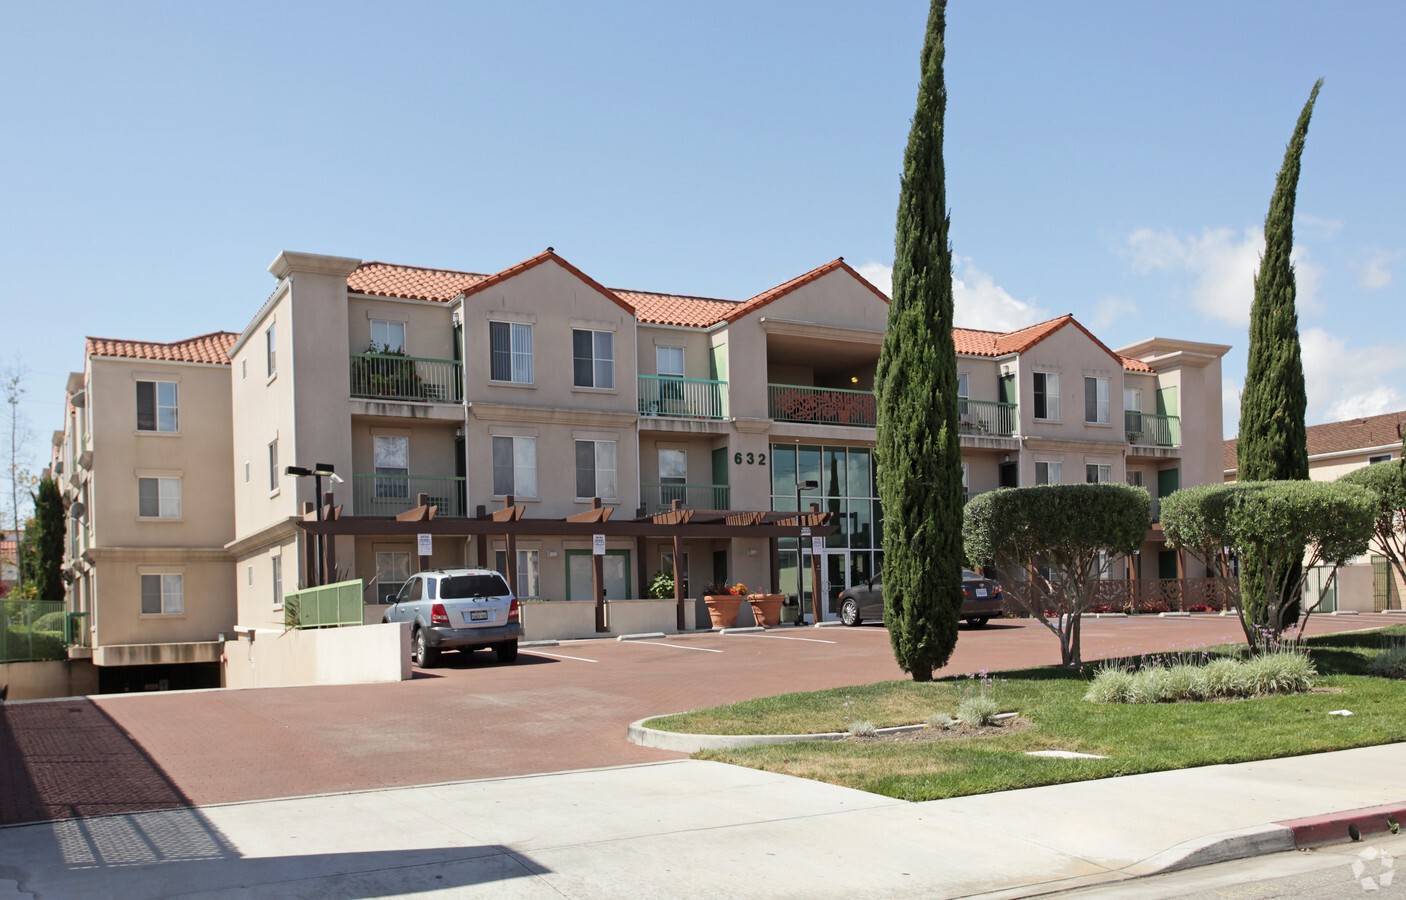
left=1158, top=550, right=1179, bottom=580
left=1157, top=468, right=1180, bottom=498
left=713, top=550, right=729, bottom=589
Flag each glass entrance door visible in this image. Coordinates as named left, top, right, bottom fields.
left=824, top=551, right=849, bottom=622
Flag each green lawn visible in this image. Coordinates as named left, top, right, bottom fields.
left=649, top=627, right=1406, bottom=802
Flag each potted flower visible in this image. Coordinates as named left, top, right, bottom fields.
left=746, top=589, right=786, bottom=627
left=702, top=582, right=747, bottom=628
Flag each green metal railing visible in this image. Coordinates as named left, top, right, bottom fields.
left=638, top=375, right=727, bottom=419
left=958, top=399, right=1018, bottom=437
left=0, top=600, right=66, bottom=662
left=349, top=353, right=463, bottom=403
left=353, top=474, right=467, bottom=517
left=285, top=579, right=365, bottom=628
left=1125, top=411, right=1180, bottom=447
left=768, top=384, right=876, bottom=427
left=64, top=611, right=90, bottom=648
left=641, top=482, right=731, bottom=514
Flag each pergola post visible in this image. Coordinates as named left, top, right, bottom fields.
left=672, top=499, right=685, bottom=631
left=809, top=503, right=822, bottom=624
left=503, top=494, right=518, bottom=596
left=592, top=497, right=607, bottom=632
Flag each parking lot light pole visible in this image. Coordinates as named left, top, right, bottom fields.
left=287, top=463, right=338, bottom=586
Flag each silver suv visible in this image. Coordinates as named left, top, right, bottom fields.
left=382, top=568, right=521, bottom=667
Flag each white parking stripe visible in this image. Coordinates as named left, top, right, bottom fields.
left=729, top=633, right=837, bottom=644
left=627, top=641, right=723, bottom=653
left=522, top=650, right=599, bottom=663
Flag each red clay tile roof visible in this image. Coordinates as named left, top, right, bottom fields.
left=86, top=331, right=238, bottom=365
left=1122, top=356, right=1154, bottom=373
left=1225, top=409, right=1406, bottom=471
left=613, top=289, right=741, bottom=327
left=954, top=316, right=1150, bottom=372
left=348, top=262, right=489, bottom=302
left=723, top=259, right=889, bottom=324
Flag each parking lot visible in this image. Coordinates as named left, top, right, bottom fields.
left=3, top=613, right=1402, bottom=824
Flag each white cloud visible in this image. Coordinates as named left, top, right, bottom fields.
left=1124, top=226, right=1320, bottom=326
left=1356, top=248, right=1402, bottom=290
left=853, top=258, right=1048, bottom=332
left=1223, top=376, right=1242, bottom=443
left=1297, top=213, right=1343, bottom=239
left=1300, top=327, right=1406, bottom=423
left=1090, top=296, right=1138, bottom=332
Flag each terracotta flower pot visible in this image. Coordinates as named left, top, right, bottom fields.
left=746, top=593, right=785, bottom=627
left=703, top=595, right=743, bottom=628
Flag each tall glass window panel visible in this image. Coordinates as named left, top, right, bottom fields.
left=1086, top=464, right=1112, bottom=483
left=370, top=319, right=406, bottom=353
left=659, top=448, right=687, bottom=507
left=272, top=556, right=283, bottom=606
left=136, top=381, right=178, bottom=432
left=823, top=448, right=846, bottom=498
left=374, top=435, right=409, bottom=499
left=1034, top=372, right=1060, bottom=420
left=826, top=499, right=847, bottom=548
left=1084, top=376, right=1110, bottom=424
left=268, top=439, right=278, bottom=491
left=771, top=444, right=797, bottom=496
left=850, top=499, right=874, bottom=549
left=490, top=321, right=533, bottom=383
left=376, top=551, right=411, bottom=601
left=846, top=448, right=873, bottom=498
left=492, top=436, right=536, bottom=497
left=576, top=440, right=617, bottom=499
left=798, top=445, right=822, bottom=498
left=573, top=330, right=614, bottom=389
left=266, top=324, right=276, bottom=377
left=494, top=549, right=540, bottom=597
left=956, top=372, right=969, bottom=417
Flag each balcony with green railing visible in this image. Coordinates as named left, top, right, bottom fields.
left=1125, top=411, right=1180, bottom=447
left=353, top=474, right=467, bottom=517
left=958, top=399, right=1018, bottom=438
left=349, top=353, right=463, bottom=403
left=641, top=482, right=731, bottom=514
left=769, top=384, right=876, bottom=427
left=638, top=375, right=727, bottom=419
left=285, top=579, right=364, bottom=628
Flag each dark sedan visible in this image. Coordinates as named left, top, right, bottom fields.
left=838, top=570, right=1004, bottom=628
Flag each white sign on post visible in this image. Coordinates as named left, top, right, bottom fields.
left=811, top=537, right=824, bottom=555
left=417, top=533, right=432, bottom=557
left=592, top=534, right=606, bottom=556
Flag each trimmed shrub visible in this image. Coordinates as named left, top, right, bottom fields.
left=1370, top=646, right=1406, bottom=680
left=1084, top=667, right=1135, bottom=703
left=1242, top=650, right=1316, bottom=695
left=954, top=694, right=1001, bottom=727
left=847, top=720, right=878, bottom=737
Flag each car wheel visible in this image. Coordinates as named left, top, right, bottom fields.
left=966, top=617, right=990, bottom=628
left=495, top=640, right=518, bottom=663
left=412, top=628, right=440, bottom=667
left=841, top=598, right=861, bottom=627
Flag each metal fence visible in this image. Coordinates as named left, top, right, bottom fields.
left=349, top=353, right=463, bottom=403
left=1125, top=411, right=1180, bottom=447
left=285, top=579, right=365, bottom=628
left=638, top=376, right=727, bottom=419
left=958, top=399, right=1018, bottom=437
left=640, top=482, right=731, bottom=514
left=353, top=474, right=467, bottom=518
left=0, top=599, right=67, bottom=663
left=768, top=384, right=876, bottom=427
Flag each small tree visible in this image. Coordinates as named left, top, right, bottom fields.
left=1338, top=461, right=1406, bottom=605
left=22, top=478, right=65, bottom=604
left=963, top=484, right=1149, bottom=667
left=1161, top=480, right=1375, bottom=652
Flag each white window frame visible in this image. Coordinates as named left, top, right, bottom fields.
left=268, top=439, right=279, bottom=492
left=1084, top=376, right=1110, bottom=424
left=575, top=439, right=618, bottom=500
left=271, top=555, right=283, bottom=608
left=374, top=435, right=410, bottom=499
left=492, top=435, right=537, bottom=498
left=370, top=319, right=407, bottom=353
left=657, top=346, right=685, bottom=378
left=376, top=551, right=412, bottom=602
left=1035, top=461, right=1062, bottom=485
left=572, top=329, right=615, bottom=389
left=489, top=321, right=533, bottom=384
left=138, top=476, right=182, bottom=519
left=494, top=548, right=541, bottom=598
left=1369, top=453, right=1394, bottom=464
left=1086, top=463, right=1113, bottom=484
left=140, top=573, right=184, bottom=615
left=1033, top=371, right=1060, bottom=421
left=658, top=448, right=687, bottom=508
left=136, top=380, right=179, bottom=433
left=266, top=323, right=277, bottom=378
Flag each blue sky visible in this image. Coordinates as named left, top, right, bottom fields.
left=3, top=1, right=1403, bottom=522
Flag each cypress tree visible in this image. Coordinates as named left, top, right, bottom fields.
left=876, top=0, right=962, bottom=681
left=22, top=478, right=65, bottom=604
left=1237, top=79, right=1322, bottom=629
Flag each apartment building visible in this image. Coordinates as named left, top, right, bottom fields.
left=50, top=333, right=238, bottom=691
left=221, top=249, right=1227, bottom=628
left=1225, top=409, right=1406, bottom=611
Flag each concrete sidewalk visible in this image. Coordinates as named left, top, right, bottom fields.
left=2, top=744, right=1403, bottom=899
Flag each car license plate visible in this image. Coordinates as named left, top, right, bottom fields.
left=469, top=610, right=488, bottom=622
left=975, top=587, right=988, bottom=598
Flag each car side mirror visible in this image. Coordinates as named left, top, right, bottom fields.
left=384, top=594, right=396, bottom=604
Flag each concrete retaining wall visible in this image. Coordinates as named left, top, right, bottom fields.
left=0, top=659, right=99, bottom=700
left=222, top=622, right=410, bottom=689
left=521, top=599, right=704, bottom=641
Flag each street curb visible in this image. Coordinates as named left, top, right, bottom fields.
left=616, top=632, right=667, bottom=641
left=1277, top=802, right=1406, bottom=847
left=626, top=718, right=927, bottom=752
left=1127, top=824, right=1296, bottom=876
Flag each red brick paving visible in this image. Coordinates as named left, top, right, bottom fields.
left=1, top=614, right=1397, bottom=825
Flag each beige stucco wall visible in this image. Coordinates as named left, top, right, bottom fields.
left=222, top=622, right=410, bottom=689
left=347, top=295, right=456, bottom=360
left=0, top=659, right=99, bottom=701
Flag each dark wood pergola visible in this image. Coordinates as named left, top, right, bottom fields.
left=296, top=494, right=836, bottom=632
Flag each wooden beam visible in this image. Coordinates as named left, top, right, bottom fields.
left=724, top=512, right=764, bottom=526
left=651, top=509, right=693, bottom=526
left=491, top=506, right=527, bottom=522
left=566, top=506, right=614, bottom=524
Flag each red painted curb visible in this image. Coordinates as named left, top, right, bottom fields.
left=1276, top=803, right=1406, bottom=848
